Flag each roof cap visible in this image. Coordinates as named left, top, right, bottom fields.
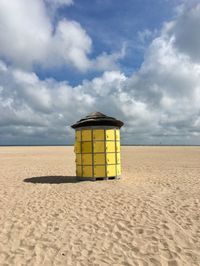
left=71, top=112, right=124, bottom=129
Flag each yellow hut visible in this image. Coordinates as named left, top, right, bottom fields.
left=71, top=112, right=124, bottom=181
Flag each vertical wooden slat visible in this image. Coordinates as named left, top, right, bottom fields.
left=104, top=128, right=108, bottom=180
left=80, top=129, right=83, bottom=177
left=115, top=128, right=117, bottom=178
left=92, top=128, right=94, bottom=180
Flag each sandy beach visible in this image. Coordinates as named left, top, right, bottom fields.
left=0, top=146, right=200, bottom=266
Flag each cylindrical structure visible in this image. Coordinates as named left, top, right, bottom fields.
left=71, top=112, right=124, bottom=181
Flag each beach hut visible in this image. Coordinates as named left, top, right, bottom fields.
left=71, top=112, right=124, bottom=181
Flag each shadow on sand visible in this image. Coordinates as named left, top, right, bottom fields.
left=23, top=175, right=78, bottom=184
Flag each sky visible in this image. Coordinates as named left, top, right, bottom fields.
left=0, top=0, right=200, bottom=145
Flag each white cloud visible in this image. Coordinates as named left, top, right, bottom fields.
left=0, top=0, right=123, bottom=72
left=92, top=44, right=126, bottom=71
left=0, top=0, right=52, bottom=68
left=0, top=0, right=91, bottom=71
left=166, top=2, right=200, bottom=63
left=51, top=19, right=91, bottom=71
left=0, top=63, right=126, bottom=143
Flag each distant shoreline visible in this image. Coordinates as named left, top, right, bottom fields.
left=0, top=145, right=200, bottom=147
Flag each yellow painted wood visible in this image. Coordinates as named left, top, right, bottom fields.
left=93, top=129, right=104, bottom=140
left=117, top=164, right=121, bottom=175
left=106, top=141, right=115, bottom=152
left=94, top=165, right=105, bottom=177
left=82, top=130, right=92, bottom=141
left=106, top=129, right=115, bottom=140
left=94, top=153, right=105, bottom=165
left=82, top=154, right=92, bottom=165
left=116, top=152, right=121, bottom=164
left=93, top=141, right=105, bottom=153
left=75, top=141, right=81, bottom=153
left=116, top=129, right=120, bottom=140
left=106, top=153, right=116, bottom=164
left=82, top=141, right=92, bottom=153
left=74, top=127, right=122, bottom=179
left=82, top=165, right=93, bottom=177
left=107, top=165, right=116, bottom=176
left=76, top=165, right=82, bottom=176
left=76, top=154, right=81, bottom=165
left=75, top=130, right=81, bottom=141
left=116, top=141, right=120, bottom=152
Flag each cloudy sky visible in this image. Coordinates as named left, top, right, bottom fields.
left=0, top=0, right=200, bottom=145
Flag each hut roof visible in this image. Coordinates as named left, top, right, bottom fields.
left=71, top=112, right=124, bottom=129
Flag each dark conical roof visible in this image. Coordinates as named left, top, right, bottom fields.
left=71, top=112, right=124, bottom=129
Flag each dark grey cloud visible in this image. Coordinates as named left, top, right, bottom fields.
left=173, top=2, right=200, bottom=62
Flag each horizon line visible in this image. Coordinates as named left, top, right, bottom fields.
left=0, top=144, right=200, bottom=147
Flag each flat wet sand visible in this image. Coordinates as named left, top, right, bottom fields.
left=0, top=146, right=200, bottom=266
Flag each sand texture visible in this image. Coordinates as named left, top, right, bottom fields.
left=0, top=146, right=200, bottom=266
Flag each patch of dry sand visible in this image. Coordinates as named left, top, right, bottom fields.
left=0, top=146, right=200, bottom=266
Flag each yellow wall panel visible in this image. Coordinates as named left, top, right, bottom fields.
left=116, top=141, right=120, bottom=152
left=75, top=141, right=81, bottom=153
left=116, top=129, right=120, bottom=140
left=93, top=129, right=104, bottom=140
left=82, top=154, right=92, bottom=165
left=116, top=152, right=121, bottom=164
left=93, top=141, right=104, bottom=153
left=107, top=165, right=116, bottom=177
left=94, top=153, right=105, bottom=165
left=83, top=166, right=93, bottom=177
left=76, top=154, right=81, bottom=165
left=75, top=130, right=81, bottom=141
left=82, top=130, right=92, bottom=141
left=76, top=165, right=82, bottom=176
left=106, top=141, right=115, bottom=152
left=94, top=165, right=105, bottom=177
left=106, top=153, right=116, bottom=164
left=117, top=165, right=121, bottom=175
left=82, top=142, right=92, bottom=153
left=106, top=129, right=115, bottom=140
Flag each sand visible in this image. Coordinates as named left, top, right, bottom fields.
left=0, top=146, right=200, bottom=266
